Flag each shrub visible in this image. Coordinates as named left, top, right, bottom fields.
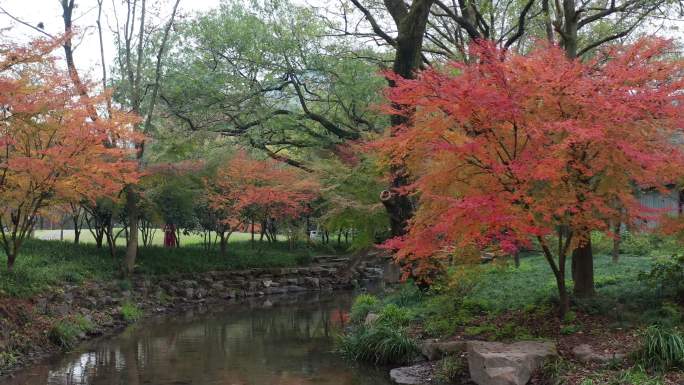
left=48, top=317, right=93, bottom=351
left=121, top=302, right=143, bottom=323
left=337, top=325, right=418, bottom=365
left=377, top=304, right=413, bottom=328
left=384, top=283, right=423, bottom=307
left=621, top=233, right=654, bottom=256
left=639, top=255, right=684, bottom=301
left=350, top=294, right=380, bottom=324
left=634, top=325, right=684, bottom=372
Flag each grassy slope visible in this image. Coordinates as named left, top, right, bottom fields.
left=0, top=237, right=331, bottom=298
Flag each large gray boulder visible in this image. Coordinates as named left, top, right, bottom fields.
left=467, top=341, right=557, bottom=385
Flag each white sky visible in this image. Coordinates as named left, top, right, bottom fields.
left=1, top=0, right=683, bottom=81
left=0, top=0, right=224, bottom=77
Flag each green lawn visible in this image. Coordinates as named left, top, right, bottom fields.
left=33, top=229, right=280, bottom=246
left=0, top=237, right=330, bottom=298
left=469, top=253, right=654, bottom=313
left=372, top=251, right=671, bottom=338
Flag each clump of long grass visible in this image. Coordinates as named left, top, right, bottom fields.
left=635, top=325, right=684, bottom=372
left=337, top=325, right=418, bottom=365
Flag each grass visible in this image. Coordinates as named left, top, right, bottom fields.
left=337, top=325, right=419, bottom=365
left=0, top=237, right=331, bottom=298
left=635, top=325, right=684, bottom=372
left=121, top=302, right=143, bottom=323
left=48, top=315, right=95, bottom=351
left=33, top=229, right=284, bottom=246
left=468, top=253, right=653, bottom=313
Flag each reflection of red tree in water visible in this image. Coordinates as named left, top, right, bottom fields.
left=329, top=308, right=349, bottom=329
left=164, top=224, right=177, bottom=248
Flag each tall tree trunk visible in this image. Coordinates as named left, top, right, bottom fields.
left=572, top=234, right=594, bottom=297
left=219, top=233, right=227, bottom=256
left=124, top=188, right=138, bottom=275
left=7, top=253, right=16, bottom=272
left=377, top=0, right=435, bottom=237
left=612, top=221, right=621, bottom=264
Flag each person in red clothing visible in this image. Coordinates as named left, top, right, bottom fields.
left=163, top=223, right=177, bottom=248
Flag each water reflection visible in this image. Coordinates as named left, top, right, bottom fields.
left=6, top=294, right=390, bottom=385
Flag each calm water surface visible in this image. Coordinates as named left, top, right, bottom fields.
left=5, top=293, right=392, bottom=385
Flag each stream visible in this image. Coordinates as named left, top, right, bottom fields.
left=4, top=292, right=393, bottom=385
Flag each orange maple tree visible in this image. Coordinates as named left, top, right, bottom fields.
left=0, top=38, right=140, bottom=270
left=205, top=151, right=319, bottom=254
left=374, top=39, right=684, bottom=315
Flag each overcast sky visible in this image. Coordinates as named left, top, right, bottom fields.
left=0, top=0, right=227, bottom=76
left=2, top=0, right=682, bottom=80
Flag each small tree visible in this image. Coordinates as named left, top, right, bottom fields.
left=375, top=39, right=684, bottom=316
left=0, top=38, right=139, bottom=270
left=205, top=151, right=319, bottom=255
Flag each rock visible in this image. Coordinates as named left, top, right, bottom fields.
left=182, top=287, right=195, bottom=300
left=304, top=277, right=320, bottom=288
left=419, top=339, right=467, bottom=360
left=196, top=288, right=208, bottom=299
left=364, top=312, right=379, bottom=326
left=82, top=296, right=98, bottom=308
left=467, top=341, right=557, bottom=385
left=282, top=285, right=307, bottom=293
left=262, top=279, right=274, bottom=288
left=49, top=303, right=70, bottom=317
left=572, top=344, right=625, bottom=363
left=389, top=362, right=433, bottom=385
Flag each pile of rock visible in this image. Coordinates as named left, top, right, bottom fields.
left=388, top=340, right=558, bottom=385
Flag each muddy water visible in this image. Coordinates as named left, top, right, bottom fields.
left=5, top=293, right=392, bottom=385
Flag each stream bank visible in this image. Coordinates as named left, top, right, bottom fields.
left=0, top=254, right=391, bottom=379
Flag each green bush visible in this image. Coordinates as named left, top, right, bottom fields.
left=635, top=325, right=684, bottom=372
left=621, top=233, right=654, bottom=256
left=121, top=302, right=143, bottom=323
left=350, top=294, right=380, bottom=324
left=337, top=325, right=418, bottom=365
left=639, top=255, right=684, bottom=301
left=48, top=316, right=94, bottom=351
left=384, top=283, right=423, bottom=307
left=377, top=304, right=413, bottom=328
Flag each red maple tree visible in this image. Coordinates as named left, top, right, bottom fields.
left=0, top=38, right=140, bottom=270
left=374, top=39, right=684, bottom=315
left=205, top=151, right=319, bottom=254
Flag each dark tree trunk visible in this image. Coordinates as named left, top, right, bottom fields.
left=219, top=233, right=227, bottom=256
left=124, top=187, right=138, bottom=275
left=95, top=230, right=104, bottom=249
left=7, top=253, right=15, bottom=272
left=612, top=221, right=621, bottom=264
left=572, top=236, right=595, bottom=298
left=380, top=0, right=435, bottom=237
